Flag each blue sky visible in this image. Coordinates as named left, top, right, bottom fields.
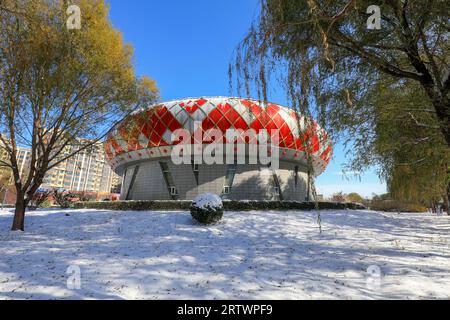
left=107, top=0, right=386, bottom=198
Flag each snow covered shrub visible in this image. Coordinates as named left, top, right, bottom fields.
left=190, top=193, right=223, bottom=224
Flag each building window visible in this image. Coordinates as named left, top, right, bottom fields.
left=125, top=165, right=140, bottom=200
left=191, top=161, right=199, bottom=185
left=222, top=163, right=236, bottom=198
left=271, top=170, right=283, bottom=200
left=170, top=187, right=178, bottom=196
left=159, top=162, right=179, bottom=200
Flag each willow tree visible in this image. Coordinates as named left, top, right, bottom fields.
left=230, top=0, right=449, bottom=210
left=231, top=0, right=449, bottom=144
left=369, top=77, right=449, bottom=212
left=0, top=0, right=159, bottom=231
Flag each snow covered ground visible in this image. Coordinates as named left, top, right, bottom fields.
left=0, top=208, right=449, bottom=300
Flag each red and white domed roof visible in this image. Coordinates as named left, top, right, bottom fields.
left=104, top=97, right=332, bottom=175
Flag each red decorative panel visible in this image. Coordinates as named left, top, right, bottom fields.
left=104, top=97, right=332, bottom=175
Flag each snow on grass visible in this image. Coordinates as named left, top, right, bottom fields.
left=0, top=208, right=449, bottom=299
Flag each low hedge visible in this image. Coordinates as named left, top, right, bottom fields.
left=370, top=199, right=427, bottom=212
left=73, top=200, right=366, bottom=211
left=73, top=200, right=192, bottom=211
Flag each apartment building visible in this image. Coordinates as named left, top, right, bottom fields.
left=1, top=138, right=121, bottom=193
left=0, top=141, right=31, bottom=178
left=41, top=142, right=122, bottom=193
left=1, top=141, right=33, bottom=205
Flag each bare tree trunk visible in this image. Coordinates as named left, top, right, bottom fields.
left=432, top=100, right=450, bottom=148
left=430, top=201, right=436, bottom=214
left=445, top=182, right=450, bottom=216
left=424, top=87, right=450, bottom=147
left=11, top=191, right=26, bottom=231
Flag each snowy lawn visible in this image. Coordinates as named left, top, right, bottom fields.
left=0, top=208, right=449, bottom=299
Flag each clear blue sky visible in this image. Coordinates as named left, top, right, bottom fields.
left=107, top=0, right=386, bottom=198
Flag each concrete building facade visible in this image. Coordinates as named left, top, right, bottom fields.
left=121, top=158, right=310, bottom=201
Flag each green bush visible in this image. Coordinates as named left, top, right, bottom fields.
left=190, top=205, right=224, bottom=224
left=53, top=189, right=77, bottom=209
left=370, top=199, right=427, bottom=212
left=28, top=190, right=52, bottom=210
left=190, top=194, right=223, bottom=224
left=38, top=199, right=52, bottom=208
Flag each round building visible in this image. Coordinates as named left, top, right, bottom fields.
left=104, top=97, right=332, bottom=201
